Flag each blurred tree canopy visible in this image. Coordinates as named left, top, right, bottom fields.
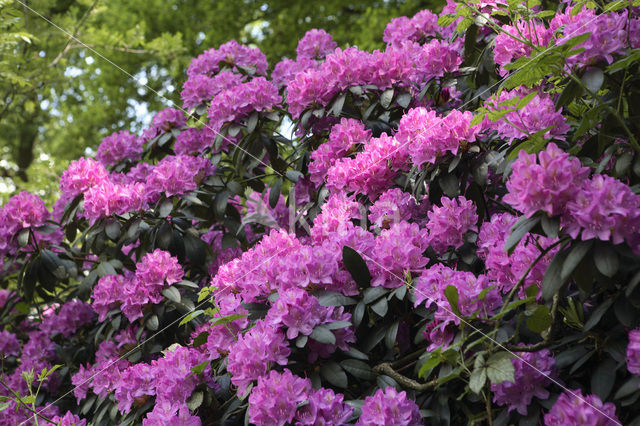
left=0, top=0, right=441, bottom=204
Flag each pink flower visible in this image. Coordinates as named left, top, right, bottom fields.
left=187, top=40, right=267, bottom=78
left=426, top=196, right=478, bottom=254
left=627, top=328, right=640, bottom=377
left=491, top=349, right=555, bottom=415
left=504, top=143, right=589, bottom=217
left=96, top=130, right=143, bottom=166
left=544, top=389, right=620, bottom=425
left=248, top=369, right=311, bottom=426
left=296, top=29, right=337, bottom=60
left=356, top=387, right=422, bottom=426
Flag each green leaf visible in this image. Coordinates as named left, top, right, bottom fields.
left=504, top=216, right=540, bottom=255
left=594, top=243, right=619, bottom=277
left=591, top=358, right=617, bottom=401
left=320, top=362, right=348, bottom=388
left=340, top=359, right=375, bottom=380
left=317, top=291, right=357, bottom=306
left=526, top=305, right=552, bottom=333
left=210, top=313, right=248, bottom=326
left=542, top=248, right=569, bottom=301
left=444, top=285, right=462, bottom=318
left=555, top=78, right=583, bottom=110
left=269, top=178, right=282, bottom=209
left=179, top=309, right=204, bottom=326
left=582, top=67, right=604, bottom=93
left=342, top=246, right=372, bottom=288
left=162, top=286, right=181, bottom=303
left=146, top=314, right=159, bottom=331
left=371, top=297, right=388, bottom=317
left=469, top=366, right=487, bottom=394
left=396, top=92, right=412, bottom=109
left=324, top=321, right=352, bottom=330
left=380, top=88, right=394, bottom=109
left=362, top=287, right=388, bottom=304
left=329, top=93, right=347, bottom=117
left=583, top=298, right=614, bottom=331
left=384, top=321, right=399, bottom=349
left=187, top=391, right=204, bottom=411
left=310, top=325, right=336, bottom=345
left=418, top=350, right=444, bottom=379
left=486, top=352, right=515, bottom=385
left=561, top=241, right=592, bottom=280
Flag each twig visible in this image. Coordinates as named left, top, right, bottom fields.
left=0, top=377, right=56, bottom=425
left=49, top=0, right=100, bottom=68
left=373, top=362, right=437, bottom=391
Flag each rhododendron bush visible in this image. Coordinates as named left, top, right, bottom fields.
left=3, top=0, right=640, bottom=424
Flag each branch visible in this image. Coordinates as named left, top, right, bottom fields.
left=504, top=293, right=560, bottom=352
left=373, top=362, right=437, bottom=391
left=49, top=0, right=100, bottom=68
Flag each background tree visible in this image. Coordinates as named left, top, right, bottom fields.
left=0, top=0, right=439, bottom=204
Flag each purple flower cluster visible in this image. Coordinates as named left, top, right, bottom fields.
left=565, top=174, right=640, bottom=245
left=370, top=222, right=429, bottom=288
left=544, top=389, right=620, bottom=425
left=504, top=143, right=590, bottom=218
left=478, top=213, right=558, bottom=296
left=296, top=28, right=337, bottom=60
left=491, top=349, right=555, bottom=415
left=0, top=330, right=20, bottom=357
left=326, top=133, right=407, bottom=198
left=227, top=320, right=290, bottom=393
left=82, top=180, right=148, bottom=223
left=248, top=369, right=353, bottom=426
left=40, top=300, right=95, bottom=338
left=397, top=107, right=480, bottom=168
left=308, top=118, right=371, bottom=186
left=426, top=196, right=478, bottom=254
left=174, top=127, right=215, bottom=155
left=369, top=188, right=425, bottom=229
left=141, top=108, right=186, bottom=141
left=271, top=57, right=318, bottom=87
left=266, top=286, right=330, bottom=339
left=146, top=155, right=215, bottom=199
left=91, top=249, right=183, bottom=322
left=627, top=328, right=640, bottom=376
left=0, top=192, right=50, bottom=256
left=356, top=386, right=422, bottom=426
left=51, top=412, right=87, bottom=426
left=180, top=71, right=243, bottom=110
left=287, top=40, right=461, bottom=118
left=484, top=89, right=570, bottom=143
left=59, top=157, right=109, bottom=200
left=552, top=8, right=628, bottom=67
left=207, top=76, right=280, bottom=133
left=384, top=9, right=439, bottom=45
left=187, top=40, right=268, bottom=78
left=414, top=264, right=500, bottom=347
left=96, top=130, right=144, bottom=166
left=494, top=20, right=552, bottom=76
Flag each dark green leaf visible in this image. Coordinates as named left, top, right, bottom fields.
left=310, top=325, right=336, bottom=345
left=384, top=321, right=399, bottom=349
left=320, top=362, right=348, bottom=388
left=542, top=248, right=569, bottom=301
left=583, top=298, right=614, bottom=331
left=504, top=216, right=540, bottom=255
left=594, top=243, right=619, bottom=277
left=526, top=305, right=552, bottom=333
left=380, top=89, right=394, bottom=109
left=340, top=359, right=375, bottom=380
left=555, top=78, right=583, bottom=110
left=396, top=92, right=412, bottom=109
left=614, top=376, right=640, bottom=400
left=362, top=287, right=388, bottom=304
left=469, top=365, right=487, bottom=394
left=371, top=297, right=388, bottom=317
left=591, top=358, right=616, bottom=401
left=317, top=291, right=357, bottom=307
left=486, top=352, right=515, bottom=385
left=146, top=314, right=159, bottom=331
left=269, top=179, right=282, bottom=209
left=561, top=241, right=593, bottom=280
left=162, top=286, right=181, bottom=303
left=342, top=246, right=372, bottom=288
